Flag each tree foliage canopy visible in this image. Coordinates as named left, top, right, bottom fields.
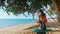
left=0, top=0, right=54, bottom=16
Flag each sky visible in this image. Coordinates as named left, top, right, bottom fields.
left=0, top=8, right=57, bottom=19
left=0, top=8, right=37, bottom=19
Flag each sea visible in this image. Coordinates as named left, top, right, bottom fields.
left=0, top=19, right=37, bottom=28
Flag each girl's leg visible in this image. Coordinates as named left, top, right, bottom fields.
left=42, top=23, right=46, bottom=34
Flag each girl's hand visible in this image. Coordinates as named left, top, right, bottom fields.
left=36, top=21, right=40, bottom=23
left=36, top=21, right=40, bottom=25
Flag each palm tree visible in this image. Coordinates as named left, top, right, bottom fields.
left=50, top=0, right=60, bottom=26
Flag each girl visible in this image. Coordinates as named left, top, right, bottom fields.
left=37, top=10, right=47, bottom=34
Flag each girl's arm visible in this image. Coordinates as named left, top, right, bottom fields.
left=44, top=16, right=50, bottom=27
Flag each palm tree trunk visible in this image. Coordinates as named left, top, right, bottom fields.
left=32, top=11, right=34, bottom=21
left=51, top=0, right=60, bottom=26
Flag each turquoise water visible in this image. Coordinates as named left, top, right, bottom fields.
left=0, top=19, right=37, bottom=28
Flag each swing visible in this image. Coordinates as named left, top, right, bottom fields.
left=31, top=28, right=52, bottom=32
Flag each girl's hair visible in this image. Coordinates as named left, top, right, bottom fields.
left=38, top=10, right=46, bottom=16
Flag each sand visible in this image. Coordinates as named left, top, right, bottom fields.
left=0, top=21, right=60, bottom=34
left=0, top=21, right=38, bottom=34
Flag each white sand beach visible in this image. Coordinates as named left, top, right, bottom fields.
left=0, top=21, right=60, bottom=34
left=0, top=21, right=38, bottom=34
